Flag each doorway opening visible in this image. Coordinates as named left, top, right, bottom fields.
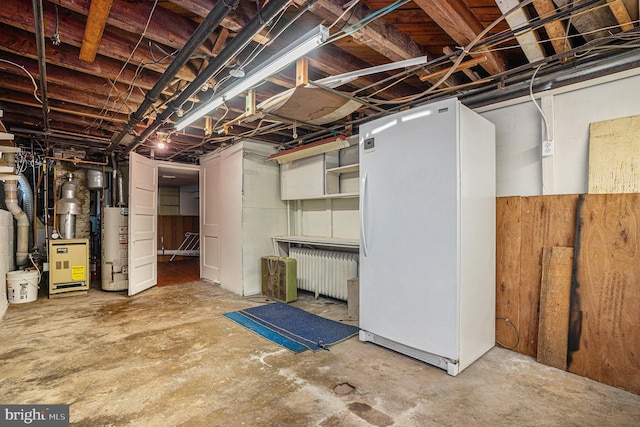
left=157, top=165, right=200, bottom=286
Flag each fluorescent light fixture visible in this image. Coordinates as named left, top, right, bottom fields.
left=267, top=136, right=349, bottom=164
left=313, top=56, right=430, bottom=89
left=176, top=25, right=329, bottom=131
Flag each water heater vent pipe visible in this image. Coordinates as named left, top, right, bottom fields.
left=4, top=178, right=29, bottom=267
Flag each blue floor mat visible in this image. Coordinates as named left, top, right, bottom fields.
left=223, top=302, right=359, bottom=353
left=222, top=311, right=308, bottom=353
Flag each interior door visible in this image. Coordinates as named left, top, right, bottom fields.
left=200, top=153, right=221, bottom=282
left=128, top=152, right=158, bottom=295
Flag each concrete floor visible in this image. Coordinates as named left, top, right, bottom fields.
left=1, top=281, right=639, bottom=427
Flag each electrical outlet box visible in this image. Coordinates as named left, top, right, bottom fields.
left=542, top=139, right=554, bottom=157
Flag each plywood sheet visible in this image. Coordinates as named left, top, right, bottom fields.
left=537, top=246, right=573, bottom=370
left=568, top=194, right=640, bottom=395
left=496, top=197, right=522, bottom=349
left=519, top=195, right=579, bottom=356
left=588, top=114, right=640, bottom=194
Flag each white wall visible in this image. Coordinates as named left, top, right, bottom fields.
left=0, top=209, right=15, bottom=320
left=478, top=70, right=640, bottom=196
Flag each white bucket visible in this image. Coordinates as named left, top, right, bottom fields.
left=7, top=270, right=40, bottom=304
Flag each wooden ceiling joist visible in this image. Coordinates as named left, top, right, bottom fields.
left=310, top=0, right=424, bottom=63
left=605, top=0, right=634, bottom=32
left=419, top=56, right=487, bottom=82
left=496, top=0, right=546, bottom=63
left=79, top=0, right=114, bottom=63
left=413, top=0, right=507, bottom=75
left=532, top=0, right=572, bottom=55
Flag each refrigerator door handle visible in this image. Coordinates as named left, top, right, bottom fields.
left=360, top=171, right=369, bottom=257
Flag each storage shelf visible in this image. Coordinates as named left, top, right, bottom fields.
left=326, top=164, right=359, bottom=175
left=293, top=192, right=359, bottom=200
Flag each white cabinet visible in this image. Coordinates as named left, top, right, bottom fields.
left=280, top=152, right=338, bottom=200
left=202, top=140, right=288, bottom=296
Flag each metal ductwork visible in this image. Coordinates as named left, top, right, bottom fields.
left=56, top=173, right=82, bottom=240
left=121, top=0, right=296, bottom=157
left=4, top=179, right=29, bottom=267
left=106, top=0, right=240, bottom=154
left=17, top=173, right=34, bottom=228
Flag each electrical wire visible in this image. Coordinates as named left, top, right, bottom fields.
left=328, top=0, right=361, bottom=30
left=529, top=63, right=552, bottom=144
left=90, top=0, right=159, bottom=128
left=326, top=0, right=411, bottom=44
left=496, top=317, right=520, bottom=350
left=0, top=59, right=43, bottom=104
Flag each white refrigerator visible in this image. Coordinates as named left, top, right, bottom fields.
left=358, top=97, right=496, bottom=376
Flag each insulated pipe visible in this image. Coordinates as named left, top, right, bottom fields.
left=5, top=180, right=30, bottom=267
left=105, top=0, right=240, bottom=154
left=121, top=0, right=294, bottom=158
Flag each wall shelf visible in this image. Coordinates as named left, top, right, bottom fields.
left=326, top=164, right=359, bottom=175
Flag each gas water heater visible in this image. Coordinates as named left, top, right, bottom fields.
left=101, top=207, right=128, bottom=291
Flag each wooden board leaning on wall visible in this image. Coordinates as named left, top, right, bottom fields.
left=496, top=195, right=578, bottom=357
left=497, top=193, right=640, bottom=395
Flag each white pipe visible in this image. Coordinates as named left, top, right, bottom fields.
left=5, top=181, right=29, bottom=267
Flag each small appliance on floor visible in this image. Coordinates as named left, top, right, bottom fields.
left=261, top=256, right=297, bottom=302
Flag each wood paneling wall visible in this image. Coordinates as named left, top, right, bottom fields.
left=568, top=194, right=640, bottom=395
left=157, top=215, right=198, bottom=262
left=496, top=193, right=640, bottom=395
left=496, top=195, right=578, bottom=357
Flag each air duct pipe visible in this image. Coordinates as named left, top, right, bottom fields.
left=56, top=174, right=82, bottom=240
left=5, top=179, right=29, bottom=267
left=18, top=173, right=34, bottom=228
left=116, top=173, right=124, bottom=207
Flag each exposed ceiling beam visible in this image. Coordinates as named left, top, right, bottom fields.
left=0, top=50, right=159, bottom=112
left=169, top=0, right=270, bottom=44
left=412, top=0, right=507, bottom=75
left=0, top=26, right=167, bottom=91
left=0, top=89, right=129, bottom=123
left=0, top=0, right=196, bottom=81
left=310, top=0, right=425, bottom=62
left=553, top=0, right=619, bottom=41
left=53, top=0, right=209, bottom=54
left=532, top=0, right=572, bottom=55
left=79, top=0, right=114, bottom=62
left=419, top=56, right=487, bottom=82
left=605, top=0, right=634, bottom=31
left=496, top=0, right=545, bottom=63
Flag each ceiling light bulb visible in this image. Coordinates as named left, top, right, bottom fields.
left=157, top=142, right=166, bottom=149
